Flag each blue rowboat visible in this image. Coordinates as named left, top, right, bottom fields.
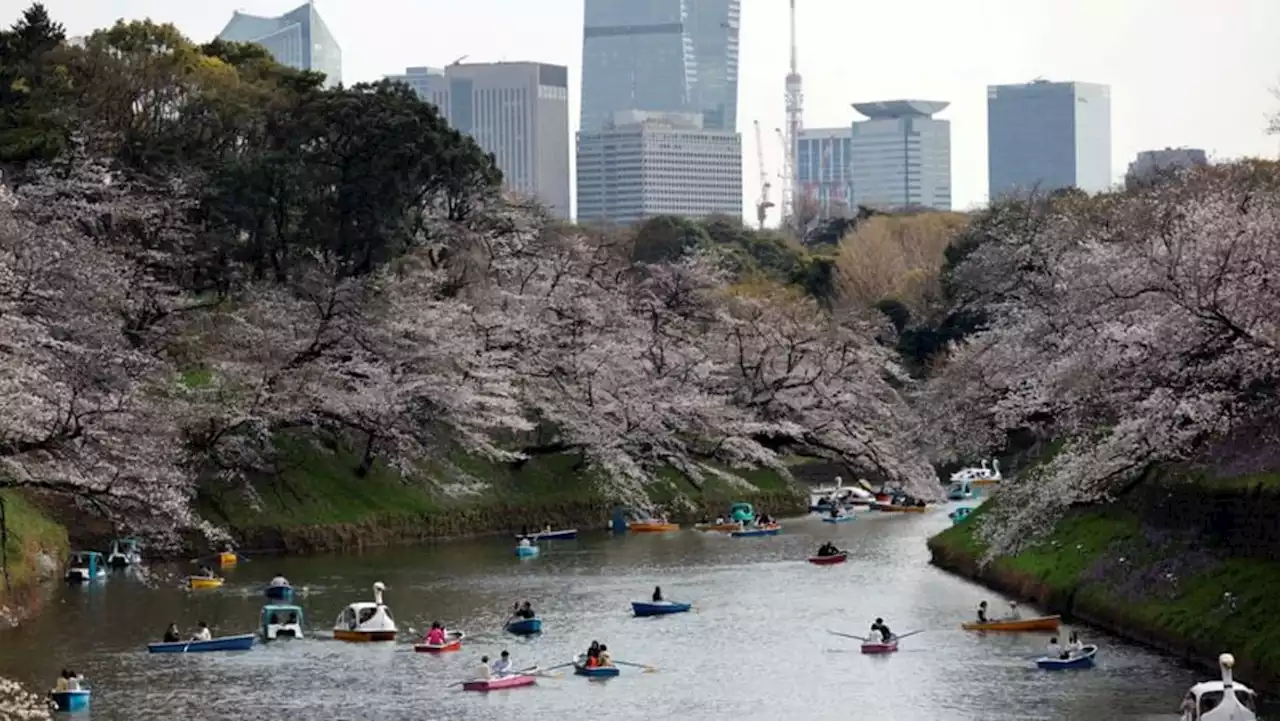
left=505, top=617, right=543, bottom=635
left=1036, top=645, right=1098, bottom=670
left=730, top=525, right=780, bottom=537
left=949, top=506, right=974, bottom=525
left=147, top=633, right=256, bottom=653
left=515, top=545, right=539, bottom=558
left=517, top=528, right=578, bottom=541
left=821, top=515, right=854, bottom=524
left=51, top=689, right=91, bottom=712
left=264, top=584, right=294, bottom=602
left=573, top=654, right=620, bottom=677
left=631, top=601, right=691, bottom=617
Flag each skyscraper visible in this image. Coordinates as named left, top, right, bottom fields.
left=217, top=2, right=342, bottom=88
left=577, top=110, right=742, bottom=226
left=386, top=63, right=571, bottom=219
left=849, top=100, right=951, bottom=212
left=797, top=128, right=854, bottom=219
left=580, top=0, right=741, bottom=133
left=987, top=80, right=1111, bottom=200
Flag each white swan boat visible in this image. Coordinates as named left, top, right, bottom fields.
left=950, top=459, right=1001, bottom=485
left=334, top=582, right=397, bottom=642
left=105, top=538, right=142, bottom=568
left=1180, top=653, right=1258, bottom=721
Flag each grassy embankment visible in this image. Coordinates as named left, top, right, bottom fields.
left=928, top=469, right=1280, bottom=689
left=195, top=433, right=811, bottom=554
left=0, top=489, right=69, bottom=616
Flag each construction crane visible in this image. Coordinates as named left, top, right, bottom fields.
left=782, top=0, right=804, bottom=227
left=753, top=120, right=774, bottom=229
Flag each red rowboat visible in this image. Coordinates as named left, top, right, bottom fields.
left=807, top=552, right=848, bottom=565
left=861, top=638, right=899, bottom=654
left=461, top=673, right=536, bottom=691
left=413, top=630, right=465, bottom=653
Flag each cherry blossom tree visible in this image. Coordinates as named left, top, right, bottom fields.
left=0, top=675, right=52, bottom=720
left=923, top=162, right=1280, bottom=557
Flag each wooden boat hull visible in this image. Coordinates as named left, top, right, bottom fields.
left=517, top=529, right=577, bottom=540
left=871, top=503, right=927, bottom=513
left=861, top=639, right=899, bottom=654
left=264, top=585, right=294, bottom=601
left=333, top=629, right=397, bottom=642
left=51, top=690, right=90, bottom=712
left=631, top=601, right=691, bottom=617
left=1036, top=645, right=1098, bottom=669
left=694, top=523, right=742, bottom=532
left=628, top=522, right=679, bottom=533
left=730, top=525, right=780, bottom=537
left=463, top=673, right=537, bottom=691
left=962, top=615, right=1061, bottom=632
left=414, top=631, right=465, bottom=652
left=970, top=479, right=1000, bottom=486
left=505, top=618, right=543, bottom=635
left=573, top=655, right=620, bottom=677
left=821, top=515, right=854, bottom=523
left=515, top=545, right=539, bottom=558
left=187, top=576, right=224, bottom=590
left=148, top=633, right=256, bottom=653
left=808, top=552, right=848, bottom=565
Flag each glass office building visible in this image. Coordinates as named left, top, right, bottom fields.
left=849, top=100, right=952, bottom=212
left=797, top=129, right=854, bottom=218
left=987, top=80, right=1111, bottom=200
left=217, top=2, right=342, bottom=88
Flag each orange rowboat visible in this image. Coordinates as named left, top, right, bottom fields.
left=961, top=615, right=1060, bottom=632
left=628, top=521, right=679, bottom=532
left=871, top=503, right=928, bottom=513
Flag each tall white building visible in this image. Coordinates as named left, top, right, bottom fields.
left=987, top=80, right=1112, bottom=200
left=1125, top=147, right=1208, bottom=188
left=386, top=63, right=571, bottom=219
left=797, top=128, right=854, bottom=219
left=848, top=100, right=951, bottom=212
left=577, top=110, right=742, bottom=225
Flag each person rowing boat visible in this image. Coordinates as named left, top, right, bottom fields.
left=870, top=618, right=893, bottom=643
left=976, top=600, right=988, bottom=623
left=815, top=542, right=839, bottom=557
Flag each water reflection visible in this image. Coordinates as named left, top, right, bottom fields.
left=0, top=509, right=1229, bottom=720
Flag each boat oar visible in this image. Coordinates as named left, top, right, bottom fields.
left=895, top=630, right=925, bottom=640
left=827, top=630, right=870, bottom=642
left=612, top=660, right=657, bottom=672
left=515, top=665, right=561, bottom=679
left=543, top=661, right=576, bottom=672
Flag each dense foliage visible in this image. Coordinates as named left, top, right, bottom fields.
left=0, top=4, right=938, bottom=555
left=922, top=161, right=1280, bottom=558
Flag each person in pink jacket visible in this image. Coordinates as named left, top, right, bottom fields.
left=424, top=621, right=447, bottom=645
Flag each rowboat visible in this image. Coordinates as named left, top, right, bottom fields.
left=506, top=617, right=543, bottom=635
left=807, top=552, right=848, bottom=565
left=462, top=672, right=538, bottom=691
left=517, top=528, right=577, bottom=541
left=628, top=521, right=679, bottom=533
left=515, top=544, right=539, bottom=558
left=961, top=615, right=1060, bottom=632
left=871, top=503, right=927, bottom=513
left=730, top=524, right=780, bottom=537
left=861, top=638, right=899, bottom=654
left=573, top=654, right=620, bottom=677
left=949, top=507, right=974, bottom=525
left=631, top=601, right=691, bottom=617
left=1036, top=645, right=1098, bottom=670
left=414, top=630, right=465, bottom=653
left=694, top=522, right=742, bottom=532
left=187, top=576, right=224, bottom=590
left=218, top=551, right=238, bottom=567
left=147, top=633, right=256, bottom=653
left=821, top=515, right=854, bottom=523
left=50, top=689, right=90, bottom=712
left=264, top=584, right=294, bottom=602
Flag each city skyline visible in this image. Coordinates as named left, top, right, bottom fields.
left=29, top=0, right=1280, bottom=218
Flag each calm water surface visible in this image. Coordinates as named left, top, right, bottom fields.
left=0, top=507, right=1230, bottom=720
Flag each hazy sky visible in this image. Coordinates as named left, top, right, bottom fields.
left=24, top=0, right=1280, bottom=216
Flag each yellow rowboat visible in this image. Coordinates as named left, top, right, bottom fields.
left=628, top=521, right=679, bottom=533
left=188, top=576, right=224, bottom=590
left=961, top=615, right=1060, bottom=632
left=217, top=551, right=238, bottom=567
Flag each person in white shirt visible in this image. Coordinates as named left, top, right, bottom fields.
left=192, top=621, right=212, bottom=641
left=66, top=671, right=82, bottom=691
left=1045, top=637, right=1063, bottom=660
left=1005, top=601, right=1021, bottom=620
left=491, top=650, right=512, bottom=676
left=474, top=656, right=492, bottom=680
left=269, top=574, right=289, bottom=587
left=1066, top=631, right=1084, bottom=656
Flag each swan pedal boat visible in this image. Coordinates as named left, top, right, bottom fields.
left=573, top=654, right=621, bottom=677
left=187, top=576, right=224, bottom=590
left=148, top=633, right=256, bottom=653
left=631, top=601, right=691, bottom=617
left=334, top=582, right=398, bottom=642
left=962, top=615, right=1060, bottom=632
left=1180, top=653, right=1258, bottom=721
left=506, top=617, right=543, bottom=635
left=628, top=520, right=679, bottom=533
left=1036, top=645, right=1098, bottom=670
left=821, top=515, right=854, bottom=523
left=414, top=630, right=465, bottom=652
left=808, top=552, right=848, bottom=565
left=730, top=524, right=780, bottom=537
left=463, top=671, right=538, bottom=691
left=50, top=689, right=91, bottom=712
left=861, top=638, right=899, bottom=654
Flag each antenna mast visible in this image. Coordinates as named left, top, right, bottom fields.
left=782, top=0, right=803, bottom=228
